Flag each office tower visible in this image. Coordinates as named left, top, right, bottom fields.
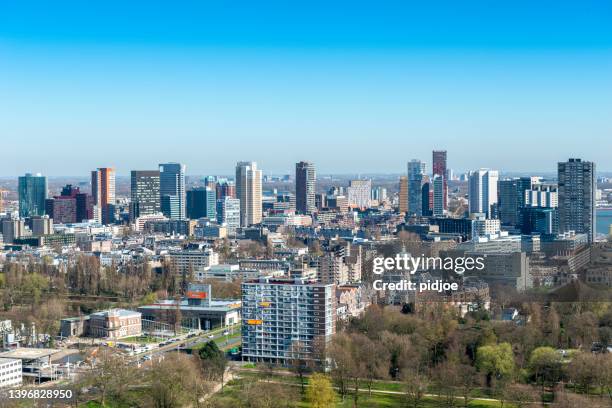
left=159, top=162, right=186, bottom=220
left=130, top=170, right=160, bottom=222
left=45, top=195, right=76, bottom=224
left=327, top=195, right=349, bottom=212
left=315, top=193, right=327, bottom=210
left=75, top=192, right=94, bottom=222
left=216, top=197, right=240, bottom=235
left=558, top=158, right=596, bottom=242
left=432, top=175, right=444, bottom=216
left=372, top=186, right=387, bottom=202
left=525, top=184, right=558, bottom=208
left=187, top=187, right=216, bottom=219
left=432, top=150, right=448, bottom=210
left=421, top=182, right=432, bottom=216
left=398, top=176, right=408, bottom=213
left=520, top=207, right=559, bottom=236
left=203, top=176, right=218, bottom=190
left=18, top=173, right=47, bottom=217
left=468, top=169, right=499, bottom=218
left=498, top=177, right=533, bottom=227
left=91, top=168, right=116, bottom=224
left=31, top=215, right=52, bottom=236
left=235, top=161, right=262, bottom=226
left=216, top=180, right=236, bottom=200
left=407, top=160, right=425, bottom=216
left=1, top=217, right=25, bottom=244
left=295, top=161, right=316, bottom=214
left=45, top=185, right=93, bottom=224
left=347, top=180, right=371, bottom=209
left=241, top=276, right=335, bottom=365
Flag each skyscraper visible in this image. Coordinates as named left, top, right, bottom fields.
left=159, top=162, right=186, bottom=220
left=432, top=175, right=444, bottom=216
left=130, top=170, right=160, bottom=221
left=91, top=168, right=115, bottom=224
left=295, top=161, right=316, bottom=214
left=18, top=173, right=47, bottom=217
left=398, top=176, right=408, bottom=214
left=187, top=187, right=216, bottom=219
left=432, top=150, right=448, bottom=210
left=236, top=161, right=262, bottom=226
left=216, top=197, right=241, bottom=235
left=407, top=160, right=425, bottom=216
left=498, top=177, right=533, bottom=227
left=558, top=158, right=596, bottom=242
left=468, top=169, right=499, bottom=218
left=216, top=180, right=236, bottom=200
left=347, top=179, right=372, bottom=209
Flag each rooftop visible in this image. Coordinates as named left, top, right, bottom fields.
left=0, top=348, right=61, bottom=360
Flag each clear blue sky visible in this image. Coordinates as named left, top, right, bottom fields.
left=1, top=1, right=611, bottom=176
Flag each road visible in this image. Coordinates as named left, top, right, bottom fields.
left=129, top=324, right=241, bottom=364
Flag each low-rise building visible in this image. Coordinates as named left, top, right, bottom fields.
left=89, top=309, right=142, bottom=339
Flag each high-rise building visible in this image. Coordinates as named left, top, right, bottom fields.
left=203, top=176, right=218, bottom=190
left=432, top=175, right=444, bottom=216
left=498, top=177, right=533, bottom=227
left=45, top=185, right=93, bottom=224
left=295, top=161, right=316, bottom=214
left=241, top=277, right=335, bottom=365
left=558, top=158, right=596, bottom=242
left=30, top=215, right=52, bottom=236
left=216, top=180, right=236, bottom=200
left=421, top=182, right=431, bottom=216
left=159, top=163, right=186, bottom=220
left=432, top=150, right=448, bottom=210
left=130, top=170, right=160, bottom=222
left=18, top=173, right=47, bottom=217
left=187, top=187, right=216, bottom=220
left=91, top=168, right=115, bottom=225
left=45, top=195, right=76, bottom=224
left=235, top=161, right=262, bottom=226
left=1, top=217, right=25, bottom=244
left=525, top=184, right=558, bottom=208
left=347, top=180, right=371, bottom=209
left=468, top=169, right=499, bottom=218
left=216, top=197, right=240, bottom=235
left=407, top=160, right=425, bottom=216
left=398, top=176, right=408, bottom=213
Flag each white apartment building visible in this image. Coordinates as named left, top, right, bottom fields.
left=0, top=358, right=22, bottom=388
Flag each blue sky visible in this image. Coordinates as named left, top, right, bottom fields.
left=1, top=1, right=611, bottom=175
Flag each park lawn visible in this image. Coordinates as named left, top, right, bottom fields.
left=216, top=376, right=514, bottom=408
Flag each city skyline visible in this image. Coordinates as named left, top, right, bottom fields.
left=1, top=2, right=611, bottom=175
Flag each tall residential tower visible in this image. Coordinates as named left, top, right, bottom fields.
left=295, top=161, right=316, bottom=214
left=236, top=161, right=262, bottom=226
left=558, top=158, right=596, bottom=242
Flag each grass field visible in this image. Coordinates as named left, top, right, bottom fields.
left=210, top=376, right=514, bottom=408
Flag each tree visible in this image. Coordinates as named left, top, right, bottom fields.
left=476, top=343, right=515, bottom=387
left=80, top=349, right=138, bottom=407
left=528, top=347, right=562, bottom=390
left=198, top=341, right=227, bottom=387
left=147, top=353, right=209, bottom=408
left=567, top=352, right=599, bottom=394
left=402, top=370, right=429, bottom=408
left=306, top=373, right=336, bottom=408
left=504, top=384, right=539, bottom=408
